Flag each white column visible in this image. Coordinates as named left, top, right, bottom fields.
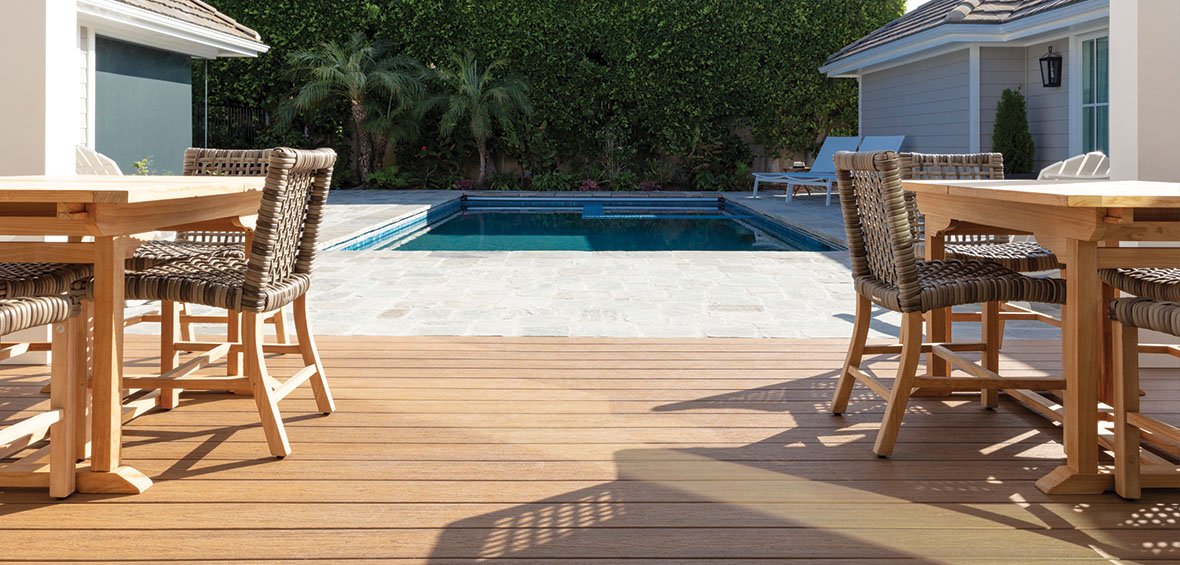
left=1109, top=0, right=1180, bottom=181
left=0, top=0, right=78, bottom=176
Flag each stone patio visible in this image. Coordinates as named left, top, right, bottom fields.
left=133, top=188, right=1062, bottom=340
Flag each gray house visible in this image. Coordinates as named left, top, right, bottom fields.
left=0, top=0, right=267, bottom=177
left=820, top=0, right=1109, bottom=170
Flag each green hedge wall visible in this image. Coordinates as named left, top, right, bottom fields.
left=199, top=0, right=903, bottom=180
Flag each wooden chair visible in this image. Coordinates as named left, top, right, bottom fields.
left=831, top=150, right=1067, bottom=456
left=0, top=293, right=83, bottom=498
left=1109, top=296, right=1180, bottom=499
left=130, top=148, right=292, bottom=350
left=74, top=147, right=337, bottom=457
left=900, top=153, right=1063, bottom=347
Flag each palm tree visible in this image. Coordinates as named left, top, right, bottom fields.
left=421, top=51, right=532, bottom=186
left=280, top=32, right=420, bottom=178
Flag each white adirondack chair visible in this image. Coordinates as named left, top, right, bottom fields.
left=1038, top=151, right=1110, bottom=180
left=75, top=145, right=122, bottom=175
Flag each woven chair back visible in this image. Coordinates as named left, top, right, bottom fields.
left=183, top=148, right=272, bottom=177
left=241, top=147, right=336, bottom=312
left=899, top=152, right=1005, bottom=245
left=834, top=150, right=922, bottom=311
left=180, top=148, right=275, bottom=246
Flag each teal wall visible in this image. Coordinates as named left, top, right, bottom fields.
left=95, top=37, right=192, bottom=175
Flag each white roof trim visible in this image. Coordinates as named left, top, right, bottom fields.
left=77, top=0, right=268, bottom=58
left=820, top=0, right=1108, bottom=77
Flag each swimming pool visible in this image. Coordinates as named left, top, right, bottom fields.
left=329, top=196, right=842, bottom=252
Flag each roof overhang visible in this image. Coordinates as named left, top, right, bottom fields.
left=820, top=0, right=1108, bottom=77
left=77, top=0, right=268, bottom=58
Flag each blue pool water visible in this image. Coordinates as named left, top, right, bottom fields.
left=331, top=197, right=840, bottom=252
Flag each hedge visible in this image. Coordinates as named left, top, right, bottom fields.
left=198, top=0, right=903, bottom=186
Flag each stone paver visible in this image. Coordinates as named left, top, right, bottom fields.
left=129, top=189, right=1061, bottom=340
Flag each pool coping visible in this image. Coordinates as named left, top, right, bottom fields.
left=322, top=191, right=847, bottom=252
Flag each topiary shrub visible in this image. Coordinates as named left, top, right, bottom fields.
left=992, top=87, right=1036, bottom=175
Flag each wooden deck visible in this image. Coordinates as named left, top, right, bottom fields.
left=2, top=335, right=1180, bottom=562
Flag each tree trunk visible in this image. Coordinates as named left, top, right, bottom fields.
left=351, top=100, right=372, bottom=179
left=476, top=137, right=489, bottom=188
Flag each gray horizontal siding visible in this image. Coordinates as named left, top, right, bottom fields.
left=860, top=50, right=970, bottom=154
left=979, top=46, right=1025, bottom=154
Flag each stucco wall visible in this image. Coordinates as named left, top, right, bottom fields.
left=859, top=50, right=970, bottom=154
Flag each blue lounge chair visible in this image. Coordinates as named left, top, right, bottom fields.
left=752, top=136, right=860, bottom=206
left=753, top=135, right=906, bottom=205
left=856, top=135, right=906, bottom=154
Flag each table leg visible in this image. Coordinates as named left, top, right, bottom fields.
left=77, top=236, right=151, bottom=494
left=924, top=229, right=950, bottom=377
left=1036, top=238, right=1107, bottom=494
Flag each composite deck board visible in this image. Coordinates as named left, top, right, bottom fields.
left=1, top=336, right=1178, bottom=562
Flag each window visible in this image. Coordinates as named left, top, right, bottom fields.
left=1081, top=36, right=1109, bottom=155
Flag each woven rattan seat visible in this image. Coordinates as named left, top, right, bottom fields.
left=79, top=255, right=309, bottom=314
left=830, top=150, right=1067, bottom=458
left=944, top=240, right=1063, bottom=273
left=857, top=259, right=1066, bottom=313
left=1100, top=268, right=1180, bottom=303
left=1109, top=296, right=1180, bottom=336
left=0, top=263, right=92, bottom=299
left=0, top=295, right=75, bottom=335
left=128, top=148, right=269, bottom=271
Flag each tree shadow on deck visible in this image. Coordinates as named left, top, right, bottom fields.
left=426, top=365, right=1179, bottom=562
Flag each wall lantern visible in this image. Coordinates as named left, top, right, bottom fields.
left=1039, top=46, right=1063, bottom=87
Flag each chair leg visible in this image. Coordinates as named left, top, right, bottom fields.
left=272, top=306, right=291, bottom=345
left=981, top=301, right=1001, bottom=409
left=786, top=183, right=794, bottom=203
left=294, top=295, right=335, bottom=414
left=73, top=301, right=91, bottom=462
left=752, top=178, right=760, bottom=198
left=158, top=301, right=181, bottom=410
left=227, top=311, right=243, bottom=377
left=178, top=303, right=194, bottom=342
left=833, top=294, right=872, bottom=415
left=873, top=312, right=923, bottom=457
left=244, top=311, right=290, bottom=458
left=48, top=319, right=77, bottom=498
left=1113, top=321, right=1141, bottom=499
left=825, top=181, right=833, bottom=206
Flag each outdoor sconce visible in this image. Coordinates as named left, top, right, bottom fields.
left=1039, top=46, right=1063, bottom=87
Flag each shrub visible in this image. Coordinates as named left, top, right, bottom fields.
left=530, top=172, right=575, bottom=191
left=579, top=179, right=599, bottom=192
left=992, top=87, right=1036, bottom=175
left=366, top=166, right=417, bottom=189
left=488, top=171, right=521, bottom=190
left=610, top=170, right=640, bottom=191
left=455, top=179, right=476, bottom=190
left=640, top=181, right=661, bottom=192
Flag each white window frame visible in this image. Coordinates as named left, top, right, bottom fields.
left=1071, top=30, right=1110, bottom=156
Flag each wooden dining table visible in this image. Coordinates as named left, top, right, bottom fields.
left=0, top=175, right=265, bottom=493
left=906, top=178, right=1180, bottom=494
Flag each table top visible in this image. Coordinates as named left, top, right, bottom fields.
left=903, top=179, right=1180, bottom=208
left=0, top=175, right=266, bottom=204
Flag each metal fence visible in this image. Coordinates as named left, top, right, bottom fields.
left=193, top=105, right=269, bottom=149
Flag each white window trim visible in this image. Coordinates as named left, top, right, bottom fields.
left=1072, top=30, right=1110, bottom=156
left=969, top=45, right=981, bottom=153
left=85, top=25, right=97, bottom=148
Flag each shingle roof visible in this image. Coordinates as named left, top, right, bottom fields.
left=826, top=0, right=1086, bottom=65
left=115, top=0, right=262, bottom=43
